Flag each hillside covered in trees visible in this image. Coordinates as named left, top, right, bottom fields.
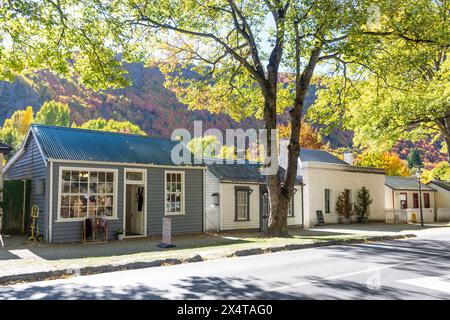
left=0, top=63, right=445, bottom=165
left=0, top=64, right=270, bottom=138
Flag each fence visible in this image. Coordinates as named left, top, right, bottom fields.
left=385, top=208, right=435, bottom=224
left=437, top=208, right=450, bottom=222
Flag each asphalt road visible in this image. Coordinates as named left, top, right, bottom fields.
left=1, top=231, right=449, bottom=300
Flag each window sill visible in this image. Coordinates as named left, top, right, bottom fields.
left=234, top=219, right=250, bottom=222
left=164, top=212, right=185, bottom=216
left=55, top=217, right=119, bottom=223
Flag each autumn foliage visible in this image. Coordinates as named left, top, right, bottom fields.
left=355, top=151, right=411, bottom=177
left=278, top=122, right=328, bottom=150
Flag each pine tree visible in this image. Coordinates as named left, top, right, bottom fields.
left=354, top=187, right=373, bottom=223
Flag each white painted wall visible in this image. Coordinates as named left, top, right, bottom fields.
left=429, top=183, right=450, bottom=209
left=220, top=182, right=260, bottom=230
left=205, top=171, right=220, bottom=232
left=437, top=208, right=450, bottom=222
left=288, top=187, right=303, bottom=226
left=300, top=162, right=386, bottom=227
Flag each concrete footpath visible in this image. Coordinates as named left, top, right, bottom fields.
left=0, top=223, right=448, bottom=286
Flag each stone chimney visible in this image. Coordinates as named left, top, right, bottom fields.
left=343, top=151, right=354, bottom=166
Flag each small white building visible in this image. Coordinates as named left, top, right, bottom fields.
left=427, top=180, right=450, bottom=222
left=427, top=180, right=450, bottom=208
left=385, top=176, right=437, bottom=223
left=279, top=141, right=386, bottom=227
left=204, top=161, right=303, bottom=232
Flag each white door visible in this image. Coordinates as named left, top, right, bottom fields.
left=124, top=169, right=147, bottom=237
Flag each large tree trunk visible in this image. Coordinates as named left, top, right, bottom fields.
left=263, top=42, right=322, bottom=237
left=444, top=116, right=450, bottom=163
left=263, top=90, right=289, bottom=237
left=444, top=132, right=450, bottom=163
left=437, top=114, right=450, bottom=163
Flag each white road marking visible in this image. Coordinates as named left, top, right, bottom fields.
left=8, top=249, right=44, bottom=260
left=398, top=275, right=450, bottom=294
left=268, top=252, right=450, bottom=292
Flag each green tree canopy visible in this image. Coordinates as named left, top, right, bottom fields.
left=1, top=0, right=446, bottom=236
left=35, top=101, right=71, bottom=127
left=187, top=135, right=221, bottom=158
left=355, top=151, right=411, bottom=177
left=74, top=118, right=146, bottom=135
left=0, top=0, right=129, bottom=90
left=309, top=1, right=450, bottom=161
left=407, top=149, right=424, bottom=169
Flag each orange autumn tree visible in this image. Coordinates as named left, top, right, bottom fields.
left=355, top=151, right=411, bottom=177
left=278, top=122, right=328, bottom=150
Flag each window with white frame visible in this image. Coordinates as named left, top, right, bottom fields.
left=235, top=188, right=250, bottom=221
left=165, top=171, right=184, bottom=214
left=59, top=169, right=116, bottom=220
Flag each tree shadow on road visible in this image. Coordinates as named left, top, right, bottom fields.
left=325, top=238, right=450, bottom=277
left=0, top=276, right=303, bottom=300
left=296, top=276, right=448, bottom=300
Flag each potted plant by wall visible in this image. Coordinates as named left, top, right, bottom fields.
left=336, top=190, right=353, bottom=224
left=117, top=228, right=124, bottom=240
left=354, top=187, right=373, bottom=223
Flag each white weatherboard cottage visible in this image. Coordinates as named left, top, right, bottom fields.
left=205, top=161, right=303, bottom=232
left=427, top=180, right=450, bottom=222
left=384, top=176, right=437, bottom=223
left=279, top=140, right=386, bottom=227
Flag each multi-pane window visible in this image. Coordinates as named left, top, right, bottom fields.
left=165, top=172, right=184, bottom=214
left=324, top=189, right=331, bottom=213
left=423, top=193, right=430, bottom=208
left=400, top=193, right=408, bottom=209
left=235, top=189, right=250, bottom=221
left=60, top=169, right=115, bottom=220
left=413, top=193, right=419, bottom=208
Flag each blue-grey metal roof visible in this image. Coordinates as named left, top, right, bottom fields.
left=299, top=148, right=348, bottom=165
left=429, top=180, right=450, bottom=192
left=385, top=176, right=436, bottom=191
left=206, top=160, right=303, bottom=185
left=31, top=124, right=198, bottom=166
left=0, top=142, right=12, bottom=154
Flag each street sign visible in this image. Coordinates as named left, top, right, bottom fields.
left=316, top=210, right=325, bottom=225
left=162, top=217, right=172, bottom=244
left=157, top=216, right=176, bottom=248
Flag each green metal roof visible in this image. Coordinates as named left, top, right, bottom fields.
left=206, top=160, right=303, bottom=184
left=385, top=176, right=436, bottom=191
left=31, top=124, right=198, bottom=166
left=299, top=148, right=348, bottom=165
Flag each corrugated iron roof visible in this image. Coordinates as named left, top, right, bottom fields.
left=206, top=160, right=303, bottom=185
left=31, top=124, right=198, bottom=166
left=299, top=148, right=349, bottom=165
left=429, top=180, right=450, bottom=192
left=385, top=176, right=436, bottom=191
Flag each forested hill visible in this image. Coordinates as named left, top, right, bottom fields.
left=0, top=63, right=318, bottom=139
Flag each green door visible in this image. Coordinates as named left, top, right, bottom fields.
left=1, top=180, right=31, bottom=234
